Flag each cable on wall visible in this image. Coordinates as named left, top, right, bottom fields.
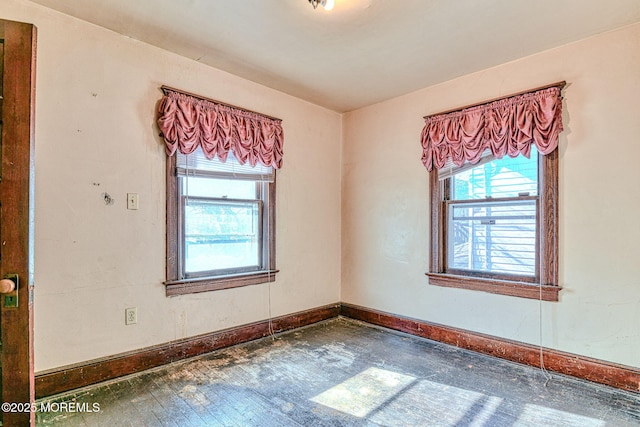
left=538, top=269, right=553, bottom=386
left=266, top=182, right=276, bottom=340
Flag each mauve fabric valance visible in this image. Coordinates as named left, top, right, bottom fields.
left=158, top=89, right=284, bottom=169
left=420, top=85, right=563, bottom=172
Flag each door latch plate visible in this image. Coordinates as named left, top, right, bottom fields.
left=3, top=274, right=19, bottom=308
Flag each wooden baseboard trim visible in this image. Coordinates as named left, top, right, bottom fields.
left=340, top=303, right=640, bottom=393
left=35, top=303, right=340, bottom=398
left=36, top=302, right=639, bottom=398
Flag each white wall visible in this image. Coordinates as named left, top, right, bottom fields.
left=2, top=0, right=342, bottom=372
left=3, top=0, right=638, bottom=373
left=343, top=23, right=640, bottom=368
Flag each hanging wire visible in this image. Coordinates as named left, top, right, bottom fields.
left=266, top=181, right=276, bottom=340
left=539, top=281, right=553, bottom=387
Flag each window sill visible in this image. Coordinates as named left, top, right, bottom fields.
left=426, top=273, right=559, bottom=301
left=165, top=270, right=278, bottom=296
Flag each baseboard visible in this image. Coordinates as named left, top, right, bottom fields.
left=35, top=303, right=340, bottom=398
left=340, top=303, right=640, bottom=393
left=36, top=301, right=639, bottom=398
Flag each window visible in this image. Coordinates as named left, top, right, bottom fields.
left=166, top=147, right=276, bottom=296
left=428, top=148, right=559, bottom=301
left=420, top=84, right=564, bottom=301
left=157, top=87, right=283, bottom=297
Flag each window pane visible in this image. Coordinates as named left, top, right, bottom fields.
left=184, top=199, right=261, bottom=274
left=452, top=147, right=538, bottom=200
left=448, top=200, right=536, bottom=276
left=181, top=176, right=256, bottom=199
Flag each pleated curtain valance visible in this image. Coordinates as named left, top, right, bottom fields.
left=157, top=87, right=284, bottom=169
left=420, top=84, right=564, bottom=172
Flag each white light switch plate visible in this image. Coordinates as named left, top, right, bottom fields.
left=127, top=193, right=139, bottom=210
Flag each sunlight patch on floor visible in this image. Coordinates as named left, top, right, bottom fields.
left=370, top=379, right=503, bottom=426
left=514, top=404, right=605, bottom=427
left=310, top=367, right=415, bottom=418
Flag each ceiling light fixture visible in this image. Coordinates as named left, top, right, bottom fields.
left=309, top=0, right=334, bottom=11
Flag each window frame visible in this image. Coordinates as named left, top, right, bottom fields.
left=166, top=154, right=277, bottom=296
left=427, top=149, right=559, bottom=301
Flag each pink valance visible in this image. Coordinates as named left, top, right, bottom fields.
left=420, top=85, right=563, bottom=171
left=158, top=88, right=284, bottom=169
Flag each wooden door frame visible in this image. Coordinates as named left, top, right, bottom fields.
left=0, top=19, right=37, bottom=427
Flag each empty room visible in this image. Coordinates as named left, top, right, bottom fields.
left=0, top=0, right=639, bottom=426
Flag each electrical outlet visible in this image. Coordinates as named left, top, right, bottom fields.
left=125, top=307, right=137, bottom=325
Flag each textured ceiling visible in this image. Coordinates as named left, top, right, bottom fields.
left=28, top=0, right=640, bottom=112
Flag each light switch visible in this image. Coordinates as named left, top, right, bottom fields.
left=127, top=193, right=139, bottom=210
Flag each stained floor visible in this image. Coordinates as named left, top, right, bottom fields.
left=36, top=318, right=640, bottom=426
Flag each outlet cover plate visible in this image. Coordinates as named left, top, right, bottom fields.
left=125, top=307, right=137, bottom=325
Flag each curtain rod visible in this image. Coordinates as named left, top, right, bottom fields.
left=423, top=81, right=566, bottom=119
left=161, top=85, right=282, bottom=122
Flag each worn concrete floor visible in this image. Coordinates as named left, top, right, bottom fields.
left=37, top=317, right=640, bottom=426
